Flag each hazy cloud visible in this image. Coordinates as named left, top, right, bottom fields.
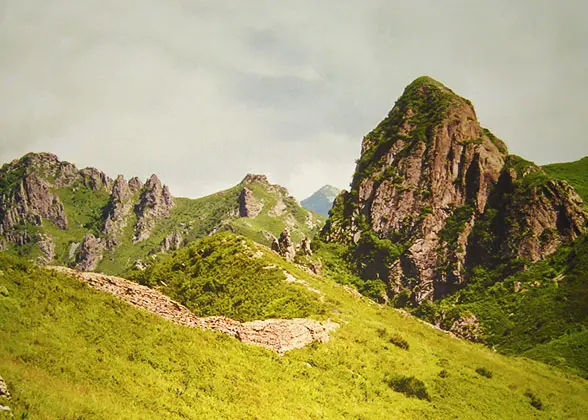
left=1, top=0, right=586, bottom=199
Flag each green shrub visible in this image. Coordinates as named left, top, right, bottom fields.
left=385, top=375, right=431, bottom=401
left=475, top=367, right=493, bottom=378
left=438, top=369, right=449, bottom=378
left=389, top=334, right=410, bottom=350
left=524, top=390, right=543, bottom=410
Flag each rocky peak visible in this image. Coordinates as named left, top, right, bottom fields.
left=242, top=173, right=270, bottom=186
left=323, top=76, right=584, bottom=304
left=128, top=176, right=144, bottom=194
left=79, top=167, right=112, bottom=191
left=133, top=174, right=174, bottom=242
left=0, top=172, right=68, bottom=246
left=103, top=175, right=133, bottom=248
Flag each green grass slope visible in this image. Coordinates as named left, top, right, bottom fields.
left=416, top=233, right=588, bottom=378
left=129, top=233, right=326, bottom=322
left=543, top=156, right=588, bottom=204
left=1, top=247, right=587, bottom=419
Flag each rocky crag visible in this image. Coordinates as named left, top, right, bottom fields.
left=322, top=76, right=586, bottom=303
left=0, top=154, right=323, bottom=273
left=48, top=266, right=338, bottom=354
left=0, top=153, right=175, bottom=271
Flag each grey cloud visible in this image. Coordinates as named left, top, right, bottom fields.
left=0, top=0, right=586, bottom=200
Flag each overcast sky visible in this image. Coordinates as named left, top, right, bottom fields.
left=1, top=1, right=586, bottom=200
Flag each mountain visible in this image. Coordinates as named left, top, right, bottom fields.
left=0, top=153, right=323, bottom=274
left=2, top=242, right=587, bottom=418
left=543, top=156, right=588, bottom=204
left=318, top=76, right=588, bottom=376
left=301, top=185, right=341, bottom=217
left=321, top=76, right=586, bottom=304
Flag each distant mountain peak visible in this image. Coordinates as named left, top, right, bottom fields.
left=301, top=185, right=342, bottom=217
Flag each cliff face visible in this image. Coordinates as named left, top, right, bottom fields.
left=0, top=153, right=175, bottom=269
left=322, top=77, right=586, bottom=303
left=0, top=154, right=323, bottom=273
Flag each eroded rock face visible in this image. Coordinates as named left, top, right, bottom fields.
left=272, top=229, right=296, bottom=261
left=79, top=167, right=112, bottom=191
left=0, top=174, right=68, bottom=243
left=48, top=266, right=338, bottom=353
left=323, top=76, right=586, bottom=303
left=133, top=175, right=174, bottom=242
left=467, top=157, right=587, bottom=270
left=36, top=233, right=55, bottom=265
left=75, top=233, right=103, bottom=271
left=161, top=232, right=183, bottom=252
left=103, top=175, right=133, bottom=248
left=239, top=187, right=263, bottom=217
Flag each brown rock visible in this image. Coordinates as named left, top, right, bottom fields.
left=239, top=187, right=263, bottom=217
left=322, top=77, right=586, bottom=304
left=133, top=175, right=174, bottom=242
left=36, top=233, right=55, bottom=265
left=103, top=175, right=133, bottom=248
left=75, top=233, right=103, bottom=271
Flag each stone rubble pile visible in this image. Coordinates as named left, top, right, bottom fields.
left=48, top=266, right=338, bottom=354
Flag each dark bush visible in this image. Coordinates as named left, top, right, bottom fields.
left=385, top=375, right=430, bottom=401
left=475, top=367, right=493, bottom=378
left=524, top=390, right=543, bottom=410
left=389, top=334, right=410, bottom=350
left=438, top=369, right=449, bottom=378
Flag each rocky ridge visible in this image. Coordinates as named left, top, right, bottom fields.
left=47, top=266, right=338, bottom=353
left=0, top=153, right=175, bottom=269
left=0, top=154, right=324, bottom=272
left=323, top=76, right=586, bottom=303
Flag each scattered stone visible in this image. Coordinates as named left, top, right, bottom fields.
left=47, top=266, right=338, bottom=354
left=449, top=312, right=482, bottom=342
left=0, top=376, right=11, bottom=399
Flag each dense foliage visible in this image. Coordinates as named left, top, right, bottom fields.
left=129, top=233, right=326, bottom=322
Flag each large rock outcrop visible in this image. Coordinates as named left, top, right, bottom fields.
left=133, top=174, right=174, bottom=242
left=75, top=233, right=103, bottom=271
left=322, top=76, right=586, bottom=303
left=103, top=175, right=134, bottom=248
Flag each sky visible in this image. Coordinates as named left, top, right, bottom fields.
left=1, top=1, right=587, bottom=200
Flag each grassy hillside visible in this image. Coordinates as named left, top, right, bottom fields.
left=543, top=156, right=588, bottom=204
left=415, top=234, right=588, bottom=378
left=1, top=247, right=587, bottom=418
left=129, top=233, right=326, bottom=322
